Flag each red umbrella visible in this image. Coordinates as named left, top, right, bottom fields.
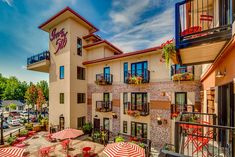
left=103, top=142, right=145, bottom=157
left=51, top=128, right=84, bottom=140
left=0, top=147, right=25, bottom=157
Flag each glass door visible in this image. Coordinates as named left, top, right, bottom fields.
left=104, top=67, right=110, bottom=81
left=131, top=61, right=148, bottom=78
left=175, top=92, right=187, bottom=105
left=103, top=118, right=110, bottom=131
left=131, top=93, right=147, bottom=111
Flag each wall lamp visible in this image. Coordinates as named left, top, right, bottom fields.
left=216, top=69, right=226, bottom=78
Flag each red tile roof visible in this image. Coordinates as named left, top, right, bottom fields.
left=83, top=40, right=123, bottom=54
left=38, top=7, right=98, bottom=32
left=83, top=46, right=161, bottom=65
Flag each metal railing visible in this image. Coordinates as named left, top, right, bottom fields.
left=96, top=101, right=112, bottom=112
left=27, top=51, right=50, bottom=65
left=171, top=104, right=195, bottom=119
left=124, top=70, right=150, bottom=84
left=125, top=102, right=150, bottom=116
left=175, top=0, right=233, bottom=48
left=180, top=112, right=217, bottom=125
left=95, top=73, right=113, bottom=85
left=174, top=121, right=235, bottom=157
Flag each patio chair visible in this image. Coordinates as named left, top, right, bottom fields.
left=192, top=130, right=214, bottom=157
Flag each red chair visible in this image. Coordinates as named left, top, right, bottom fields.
left=38, top=146, right=51, bottom=157
left=192, top=130, right=214, bottom=157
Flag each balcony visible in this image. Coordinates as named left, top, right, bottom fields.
left=27, top=51, right=50, bottom=73
left=171, top=104, right=195, bottom=119
left=124, top=70, right=150, bottom=84
left=125, top=102, right=149, bottom=117
left=171, top=65, right=194, bottom=81
left=95, top=73, right=113, bottom=85
left=175, top=0, right=233, bottom=65
left=160, top=112, right=235, bottom=157
left=96, top=101, right=112, bottom=112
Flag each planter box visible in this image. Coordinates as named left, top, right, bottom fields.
left=33, top=126, right=41, bottom=132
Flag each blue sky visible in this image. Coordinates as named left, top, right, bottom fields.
left=0, top=0, right=180, bottom=83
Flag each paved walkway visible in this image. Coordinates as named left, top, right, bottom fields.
left=17, top=132, right=105, bottom=157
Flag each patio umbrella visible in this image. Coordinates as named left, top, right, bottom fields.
left=51, top=128, right=84, bottom=140
left=0, top=147, right=25, bottom=157
left=103, top=142, right=145, bottom=157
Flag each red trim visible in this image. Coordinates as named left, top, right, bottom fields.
left=83, top=34, right=101, bottom=40
left=38, top=7, right=98, bottom=32
left=83, top=40, right=123, bottom=54
left=200, top=38, right=235, bottom=82
left=83, top=46, right=161, bottom=65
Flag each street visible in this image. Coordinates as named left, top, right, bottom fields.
left=3, top=125, right=24, bottom=136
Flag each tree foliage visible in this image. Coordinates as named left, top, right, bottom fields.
left=0, top=73, right=49, bottom=104
left=36, top=80, right=49, bottom=101
left=36, top=87, right=46, bottom=111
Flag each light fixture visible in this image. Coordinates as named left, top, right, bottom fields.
left=216, top=70, right=226, bottom=78
left=112, top=112, right=117, bottom=119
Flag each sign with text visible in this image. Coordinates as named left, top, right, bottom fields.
left=50, top=28, right=68, bottom=54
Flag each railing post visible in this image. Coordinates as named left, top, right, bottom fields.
left=174, top=121, right=180, bottom=153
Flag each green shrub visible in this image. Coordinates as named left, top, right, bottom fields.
left=82, top=123, right=92, bottom=134
left=115, top=136, right=124, bottom=142
left=40, top=118, right=49, bottom=126
left=6, top=136, right=16, bottom=145
left=25, top=123, right=33, bottom=130
left=138, top=143, right=145, bottom=148
left=93, top=131, right=101, bottom=138
left=20, top=129, right=28, bottom=137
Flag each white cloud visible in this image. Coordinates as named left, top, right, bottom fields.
left=2, top=0, right=13, bottom=6
left=108, top=7, right=175, bottom=52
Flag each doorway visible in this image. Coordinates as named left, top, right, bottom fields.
left=218, top=82, right=235, bottom=147
left=93, top=118, right=100, bottom=131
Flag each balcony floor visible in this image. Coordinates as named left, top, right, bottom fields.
left=27, top=60, right=49, bottom=73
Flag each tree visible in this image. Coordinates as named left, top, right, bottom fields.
left=36, top=87, right=46, bottom=114
left=9, top=103, right=17, bottom=110
left=36, top=81, right=49, bottom=101
left=0, top=73, right=7, bottom=100
left=24, top=84, right=38, bottom=110
left=2, top=76, right=28, bottom=100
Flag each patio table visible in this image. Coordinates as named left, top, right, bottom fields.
left=82, top=146, right=91, bottom=156
left=39, top=147, right=51, bottom=157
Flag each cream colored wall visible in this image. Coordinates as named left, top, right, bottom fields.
left=49, top=19, right=71, bottom=128
left=87, top=52, right=171, bottom=84
left=86, top=46, right=115, bottom=61
left=49, top=18, right=90, bottom=129
left=87, top=52, right=202, bottom=84
left=92, top=93, right=113, bottom=131
left=69, top=19, right=89, bottom=128
left=119, top=93, right=151, bottom=139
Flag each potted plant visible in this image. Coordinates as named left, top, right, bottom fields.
left=6, top=136, right=16, bottom=145
left=127, top=110, right=140, bottom=117
left=115, top=136, right=124, bottom=142
left=25, top=123, right=33, bottom=131
left=82, top=123, right=92, bottom=135
left=161, top=39, right=178, bottom=67
left=19, top=129, right=28, bottom=137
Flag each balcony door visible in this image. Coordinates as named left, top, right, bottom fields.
left=131, top=61, right=148, bottom=77
left=131, top=93, right=147, bottom=111
left=175, top=92, right=187, bottom=105
left=104, top=67, right=110, bottom=81
left=93, top=118, right=100, bottom=131
left=103, top=93, right=110, bottom=102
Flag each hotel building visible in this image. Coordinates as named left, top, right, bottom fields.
left=27, top=7, right=202, bottom=148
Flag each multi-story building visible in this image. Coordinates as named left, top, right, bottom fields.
left=27, top=7, right=202, bottom=149
left=173, top=0, right=235, bottom=156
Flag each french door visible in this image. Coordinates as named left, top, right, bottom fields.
left=131, top=93, right=147, bottom=111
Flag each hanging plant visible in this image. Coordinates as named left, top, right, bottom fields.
left=160, top=39, right=177, bottom=67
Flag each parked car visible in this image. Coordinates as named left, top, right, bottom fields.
left=0, top=122, right=9, bottom=129
left=8, top=119, right=20, bottom=126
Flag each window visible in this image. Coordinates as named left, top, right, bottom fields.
left=175, top=92, right=187, bottom=105
left=77, top=66, right=85, bottom=80
left=77, top=116, right=85, bottom=129
left=131, top=122, right=147, bottom=138
left=123, top=92, right=128, bottom=114
left=60, top=93, right=64, bottom=104
left=103, top=118, right=110, bottom=130
left=60, top=66, right=64, bottom=79
left=171, top=65, right=194, bottom=75
left=77, top=93, right=86, bottom=103
left=131, top=93, right=147, bottom=111
left=131, top=61, right=148, bottom=78
left=77, top=38, right=82, bottom=56
left=123, top=121, right=127, bottom=133
left=123, top=62, right=128, bottom=82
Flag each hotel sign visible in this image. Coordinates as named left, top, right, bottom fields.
left=50, top=28, right=68, bottom=54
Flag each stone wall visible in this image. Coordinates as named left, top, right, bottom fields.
left=87, top=81, right=202, bottom=149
